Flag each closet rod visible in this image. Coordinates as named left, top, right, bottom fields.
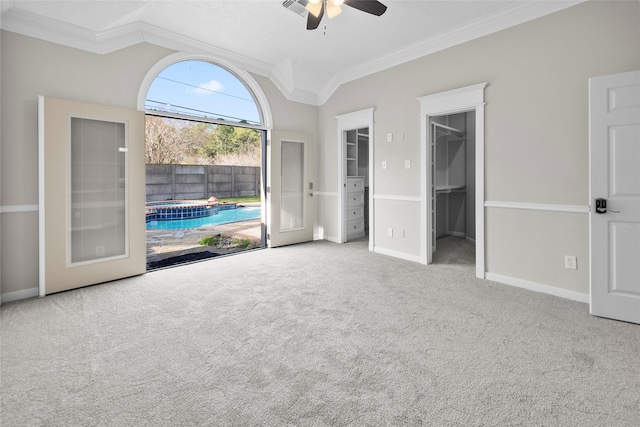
left=432, top=122, right=465, bottom=137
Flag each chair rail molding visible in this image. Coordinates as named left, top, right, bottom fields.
left=484, top=201, right=590, bottom=214
left=0, top=204, right=39, bottom=214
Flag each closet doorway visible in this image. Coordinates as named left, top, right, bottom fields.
left=418, top=83, right=486, bottom=278
left=430, top=113, right=475, bottom=265
left=336, top=108, right=375, bottom=249
left=344, top=127, right=369, bottom=242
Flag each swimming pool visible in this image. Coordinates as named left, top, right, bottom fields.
left=146, top=200, right=217, bottom=220
left=146, top=206, right=261, bottom=230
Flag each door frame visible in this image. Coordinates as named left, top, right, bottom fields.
left=418, top=83, right=487, bottom=278
left=336, top=108, right=375, bottom=250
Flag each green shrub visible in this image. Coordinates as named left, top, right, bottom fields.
left=232, top=238, right=251, bottom=249
left=200, top=234, right=223, bottom=246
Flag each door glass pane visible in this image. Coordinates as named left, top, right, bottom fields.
left=280, top=140, right=304, bottom=231
left=70, top=117, right=127, bottom=264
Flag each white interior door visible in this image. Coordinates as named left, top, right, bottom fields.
left=38, top=96, right=146, bottom=295
left=268, top=130, right=314, bottom=247
left=589, top=70, right=640, bottom=324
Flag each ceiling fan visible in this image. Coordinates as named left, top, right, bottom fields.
left=305, top=0, right=388, bottom=30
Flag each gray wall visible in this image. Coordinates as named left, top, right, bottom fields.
left=315, top=0, right=639, bottom=295
left=146, top=164, right=261, bottom=201
left=0, top=33, right=173, bottom=297
left=0, top=32, right=317, bottom=298
left=1, top=1, right=638, bottom=302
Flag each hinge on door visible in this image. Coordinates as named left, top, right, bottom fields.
left=266, top=186, right=270, bottom=193
left=267, top=233, right=271, bottom=240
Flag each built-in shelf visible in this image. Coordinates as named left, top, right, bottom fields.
left=346, top=128, right=368, bottom=178
left=345, top=127, right=369, bottom=241
left=432, top=119, right=467, bottom=246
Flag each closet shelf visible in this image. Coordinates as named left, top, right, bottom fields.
left=436, top=185, right=466, bottom=194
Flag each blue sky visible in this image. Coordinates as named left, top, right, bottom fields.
left=145, top=60, right=261, bottom=125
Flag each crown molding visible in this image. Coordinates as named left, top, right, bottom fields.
left=1, top=8, right=101, bottom=51
left=268, top=64, right=320, bottom=105
left=0, top=8, right=314, bottom=104
left=317, top=0, right=586, bottom=104
left=1, top=1, right=586, bottom=107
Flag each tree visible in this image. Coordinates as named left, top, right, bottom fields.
left=212, top=127, right=261, bottom=166
left=145, top=116, right=182, bottom=164
left=197, top=124, right=260, bottom=165
left=145, top=116, right=261, bottom=166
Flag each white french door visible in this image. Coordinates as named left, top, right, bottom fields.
left=268, top=130, right=314, bottom=247
left=589, top=70, right=640, bottom=324
left=38, top=96, right=146, bottom=295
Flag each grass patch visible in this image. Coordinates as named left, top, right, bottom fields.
left=200, top=234, right=258, bottom=250
left=218, top=196, right=261, bottom=204
left=234, top=238, right=251, bottom=249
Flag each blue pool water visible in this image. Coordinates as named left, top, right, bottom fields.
left=147, top=206, right=261, bottom=230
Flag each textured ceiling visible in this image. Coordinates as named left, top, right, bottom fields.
left=0, top=0, right=584, bottom=104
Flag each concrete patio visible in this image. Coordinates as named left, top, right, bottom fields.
left=146, top=217, right=262, bottom=266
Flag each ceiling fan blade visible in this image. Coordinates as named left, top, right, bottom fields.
left=307, top=2, right=325, bottom=30
left=344, top=0, right=387, bottom=16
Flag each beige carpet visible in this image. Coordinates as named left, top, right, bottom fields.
left=1, top=238, right=639, bottom=426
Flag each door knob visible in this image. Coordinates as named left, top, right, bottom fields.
left=595, top=198, right=620, bottom=214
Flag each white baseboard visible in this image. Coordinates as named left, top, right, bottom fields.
left=315, top=234, right=340, bottom=244
left=485, top=272, right=589, bottom=304
left=447, top=231, right=466, bottom=238
left=1, top=287, right=39, bottom=304
left=374, top=246, right=422, bottom=264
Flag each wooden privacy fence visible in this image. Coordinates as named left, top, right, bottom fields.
left=146, top=164, right=261, bottom=201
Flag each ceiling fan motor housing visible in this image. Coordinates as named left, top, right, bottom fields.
left=282, top=0, right=309, bottom=17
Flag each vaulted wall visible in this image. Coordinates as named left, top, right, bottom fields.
left=315, top=0, right=639, bottom=298
left=1, top=0, right=638, bottom=303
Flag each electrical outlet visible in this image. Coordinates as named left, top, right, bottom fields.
left=405, top=160, right=411, bottom=169
left=387, top=133, right=393, bottom=142
left=387, top=227, right=393, bottom=237
left=381, top=160, right=387, bottom=170
left=565, top=255, right=577, bottom=270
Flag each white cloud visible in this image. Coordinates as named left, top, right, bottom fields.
left=191, top=80, right=223, bottom=96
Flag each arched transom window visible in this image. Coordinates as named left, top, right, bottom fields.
left=145, top=60, right=261, bottom=126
